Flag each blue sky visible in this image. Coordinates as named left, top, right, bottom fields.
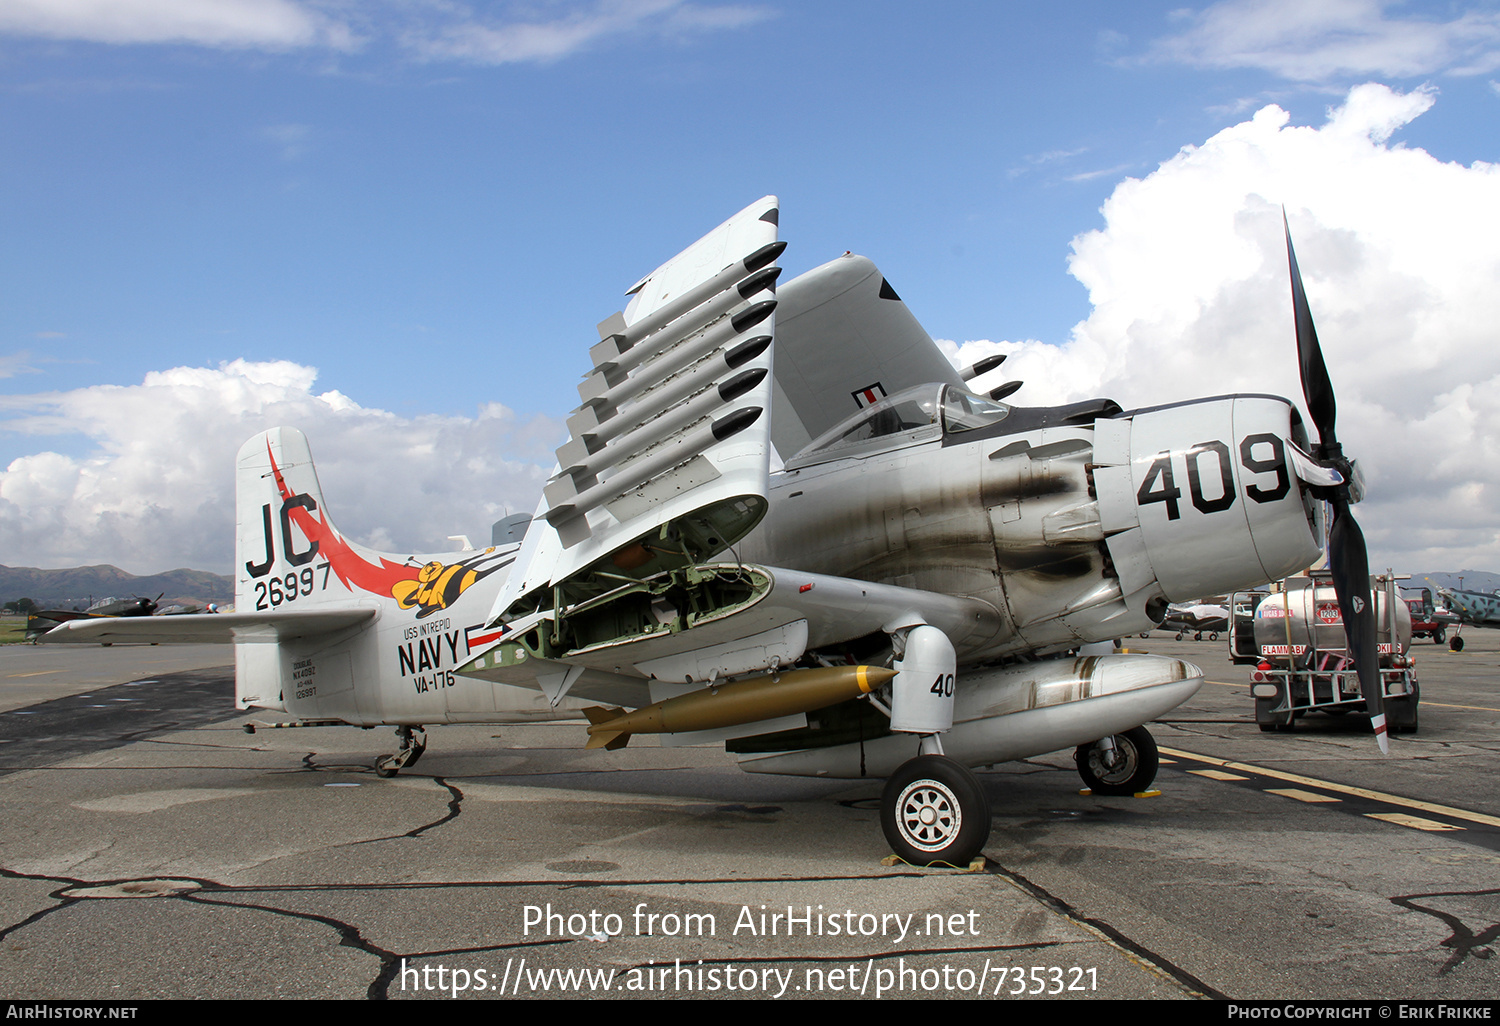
left=2, top=1, right=1499, bottom=576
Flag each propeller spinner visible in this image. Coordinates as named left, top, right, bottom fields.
left=1284, top=213, right=1387, bottom=753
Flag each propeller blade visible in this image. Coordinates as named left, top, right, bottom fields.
left=1285, top=213, right=1385, bottom=752
left=1285, top=213, right=1338, bottom=452
left=1326, top=499, right=1386, bottom=753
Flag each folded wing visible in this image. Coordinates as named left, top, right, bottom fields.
left=491, top=195, right=782, bottom=627
left=771, top=253, right=963, bottom=460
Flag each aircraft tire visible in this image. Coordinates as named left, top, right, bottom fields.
left=1434, top=628, right=1445, bottom=644
left=1075, top=726, right=1159, bottom=796
left=1451, top=636, right=1465, bottom=652
left=881, top=756, right=991, bottom=867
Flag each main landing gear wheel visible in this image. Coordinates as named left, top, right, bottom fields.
left=375, top=725, right=427, bottom=778
left=881, top=755, right=991, bottom=867
left=1450, top=635, right=1465, bottom=652
left=1075, top=726, right=1159, bottom=796
left=1433, top=627, right=1446, bottom=645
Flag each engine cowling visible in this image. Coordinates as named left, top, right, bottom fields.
left=1092, top=395, right=1323, bottom=623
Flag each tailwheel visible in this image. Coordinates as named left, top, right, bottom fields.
left=375, top=725, right=427, bottom=778
left=1075, top=726, right=1159, bottom=796
left=881, top=755, right=991, bottom=867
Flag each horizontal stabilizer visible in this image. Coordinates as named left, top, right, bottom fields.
left=40, top=608, right=377, bottom=645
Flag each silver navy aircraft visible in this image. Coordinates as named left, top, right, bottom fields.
left=46, top=196, right=1387, bottom=865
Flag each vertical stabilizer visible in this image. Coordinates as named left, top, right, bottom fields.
left=235, top=426, right=340, bottom=613
left=235, top=427, right=517, bottom=620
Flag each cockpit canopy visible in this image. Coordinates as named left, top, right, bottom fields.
left=784, top=383, right=1011, bottom=469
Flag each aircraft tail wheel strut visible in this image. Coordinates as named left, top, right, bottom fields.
left=880, top=754, right=991, bottom=867
left=375, top=725, right=427, bottom=778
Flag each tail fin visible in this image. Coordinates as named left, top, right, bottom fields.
left=235, top=427, right=516, bottom=619
left=236, top=426, right=425, bottom=614
left=236, top=427, right=343, bottom=613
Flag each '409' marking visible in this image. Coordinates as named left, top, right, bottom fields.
left=1136, top=432, right=1290, bottom=521
left=255, top=562, right=332, bottom=610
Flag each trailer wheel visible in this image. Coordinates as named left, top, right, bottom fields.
left=1256, top=698, right=1296, bottom=732
left=1075, top=726, right=1159, bottom=796
left=881, top=756, right=991, bottom=867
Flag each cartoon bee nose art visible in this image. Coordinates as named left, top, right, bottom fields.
left=392, top=554, right=498, bottom=618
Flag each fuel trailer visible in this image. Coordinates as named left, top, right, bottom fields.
left=1229, top=571, right=1419, bottom=734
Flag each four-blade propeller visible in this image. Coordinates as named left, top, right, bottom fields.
left=1284, top=212, right=1387, bottom=753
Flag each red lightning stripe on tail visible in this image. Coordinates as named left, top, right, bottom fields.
left=267, top=442, right=421, bottom=597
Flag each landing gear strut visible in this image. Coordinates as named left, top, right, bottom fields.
left=375, top=725, right=426, bottom=778
left=880, top=755, right=991, bottom=867
left=1074, top=726, right=1159, bottom=796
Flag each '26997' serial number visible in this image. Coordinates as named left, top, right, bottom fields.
left=254, top=562, right=332, bottom=610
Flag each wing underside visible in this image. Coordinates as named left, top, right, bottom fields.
left=470, top=561, right=998, bottom=687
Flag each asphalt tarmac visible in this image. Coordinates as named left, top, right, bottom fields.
left=1, top=631, right=1497, bottom=1002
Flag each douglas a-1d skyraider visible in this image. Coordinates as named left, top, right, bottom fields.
left=47, top=197, right=1387, bottom=866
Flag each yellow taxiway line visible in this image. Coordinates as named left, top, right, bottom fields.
left=1158, top=745, right=1500, bottom=829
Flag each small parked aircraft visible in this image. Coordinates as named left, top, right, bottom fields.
left=1158, top=601, right=1231, bottom=640
left=46, top=197, right=1383, bottom=864
left=1432, top=586, right=1500, bottom=651
left=26, top=593, right=161, bottom=641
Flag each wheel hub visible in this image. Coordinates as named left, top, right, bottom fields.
left=1089, top=740, right=1138, bottom=785
left=896, top=781, right=962, bottom=852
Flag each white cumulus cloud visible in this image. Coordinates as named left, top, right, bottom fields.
left=0, top=359, right=562, bottom=574
left=946, top=82, right=1500, bottom=572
